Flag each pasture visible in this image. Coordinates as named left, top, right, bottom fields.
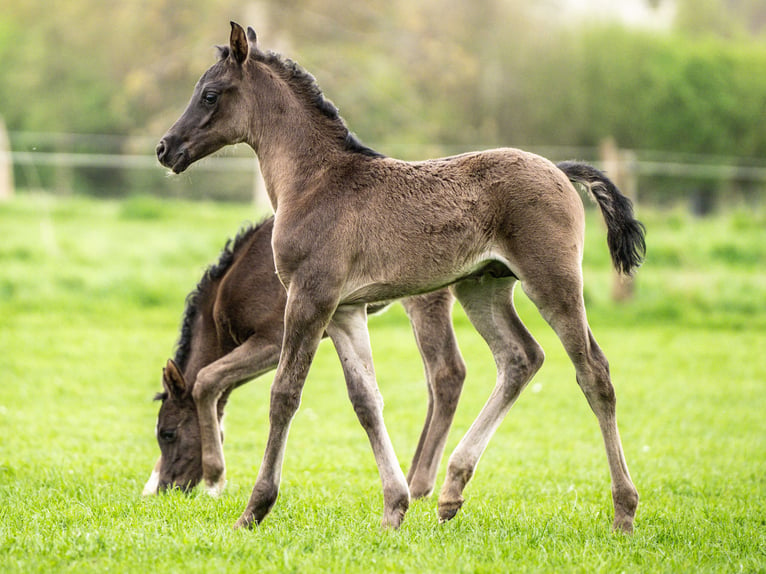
left=0, top=194, right=764, bottom=572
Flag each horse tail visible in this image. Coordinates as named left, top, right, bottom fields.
left=556, top=161, right=646, bottom=276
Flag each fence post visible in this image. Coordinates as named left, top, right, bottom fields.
left=600, top=137, right=637, bottom=302
left=0, top=116, right=13, bottom=200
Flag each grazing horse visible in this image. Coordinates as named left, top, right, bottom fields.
left=142, top=217, right=466, bottom=500
left=157, top=22, right=645, bottom=532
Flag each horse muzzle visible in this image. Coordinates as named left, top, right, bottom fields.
left=156, top=136, right=191, bottom=174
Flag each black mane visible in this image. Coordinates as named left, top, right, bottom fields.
left=262, top=52, right=384, bottom=157
left=215, top=43, right=381, bottom=158
left=254, top=49, right=384, bottom=158
left=172, top=219, right=270, bottom=372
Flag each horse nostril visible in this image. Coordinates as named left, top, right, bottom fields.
left=156, top=140, right=167, bottom=162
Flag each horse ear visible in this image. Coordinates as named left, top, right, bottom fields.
left=229, top=21, right=249, bottom=65
left=162, top=359, right=187, bottom=399
left=246, top=26, right=258, bottom=48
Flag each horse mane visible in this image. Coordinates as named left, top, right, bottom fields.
left=217, top=44, right=383, bottom=158
left=172, top=218, right=270, bottom=372
left=261, top=51, right=383, bottom=158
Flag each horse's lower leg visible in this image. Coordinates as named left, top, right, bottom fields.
left=406, top=382, right=434, bottom=488
left=193, top=337, right=282, bottom=496
left=234, top=291, right=332, bottom=529
left=328, top=305, right=410, bottom=528
left=402, top=293, right=466, bottom=499
left=577, top=329, right=639, bottom=532
left=523, top=280, right=638, bottom=533
left=438, top=278, right=544, bottom=521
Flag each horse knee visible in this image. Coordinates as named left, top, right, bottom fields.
left=192, top=369, right=217, bottom=403
left=269, top=385, right=302, bottom=425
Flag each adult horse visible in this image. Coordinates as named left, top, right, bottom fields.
left=143, top=218, right=466, bottom=500
left=157, top=23, right=645, bottom=532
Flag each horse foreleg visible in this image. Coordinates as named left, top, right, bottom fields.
left=327, top=304, right=410, bottom=529
left=193, top=336, right=281, bottom=497
left=401, top=292, right=466, bottom=499
left=234, top=286, right=333, bottom=529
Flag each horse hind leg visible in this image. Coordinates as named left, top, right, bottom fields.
left=521, top=273, right=639, bottom=533
left=438, top=276, right=544, bottom=522
left=401, top=291, right=466, bottom=499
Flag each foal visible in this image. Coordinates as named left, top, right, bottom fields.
left=143, top=217, right=465, bottom=500
left=157, top=23, right=645, bottom=532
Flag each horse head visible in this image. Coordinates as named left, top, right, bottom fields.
left=149, top=359, right=203, bottom=493
left=156, top=22, right=258, bottom=173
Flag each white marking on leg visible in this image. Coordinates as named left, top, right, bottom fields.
left=204, top=479, right=227, bottom=498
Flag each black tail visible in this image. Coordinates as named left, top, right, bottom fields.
left=556, top=161, right=646, bottom=276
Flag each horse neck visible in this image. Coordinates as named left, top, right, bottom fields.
left=177, top=283, right=224, bottom=392
left=248, top=64, right=350, bottom=206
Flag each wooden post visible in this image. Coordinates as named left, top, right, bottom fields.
left=0, top=116, right=13, bottom=200
left=600, top=137, right=638, bottom=302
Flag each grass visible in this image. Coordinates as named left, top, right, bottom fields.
left=0, top=193, right=764, bottom=572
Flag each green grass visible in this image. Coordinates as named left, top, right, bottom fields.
left=0, top=194, right=764, bottom=572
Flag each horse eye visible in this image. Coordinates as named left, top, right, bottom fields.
left=203, top=91, right=218, bottom=105
left=159, top=429, right=177, bottom=443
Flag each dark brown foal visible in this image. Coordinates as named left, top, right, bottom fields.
left=144, top=218, right=466, bottom=502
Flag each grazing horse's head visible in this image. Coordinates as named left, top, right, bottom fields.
left=151, top=359, right=203, bottom=493
left=156, top=22, right=256, bottom=173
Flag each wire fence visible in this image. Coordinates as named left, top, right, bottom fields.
left=2, top=131, right=766, bottom=212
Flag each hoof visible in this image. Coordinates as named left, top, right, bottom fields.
left=233, top=514, right=256, bottom=530
left=408, top=483, right=434, bottom=500
left=612, top=513, right=635, bottom=534
left=407, top=473, right=435, bottom=500
left=437, top=499, right=463, bottom=523
left=381, top=507, right=407, bottom=530
left=612, top=487, right=638, bottom=534
left=381, top=494, right=409, bottom=530
left=234, top=484, right=278, bottom=530
left=204, top=479, right=227, bottom=498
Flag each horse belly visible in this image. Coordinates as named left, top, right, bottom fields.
left=339, top=248, right=511, bottom=305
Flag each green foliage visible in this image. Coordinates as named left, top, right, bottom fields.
left=575, top=29, right=766, bottom=157
left=2, top=0, right=766, bottom=163
left=1, top=195, right=764, bottom=572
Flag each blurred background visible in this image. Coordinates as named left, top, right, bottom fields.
left=1, top=4, right=764, bottom=569
left=1, top=0, right=765, bottom=210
